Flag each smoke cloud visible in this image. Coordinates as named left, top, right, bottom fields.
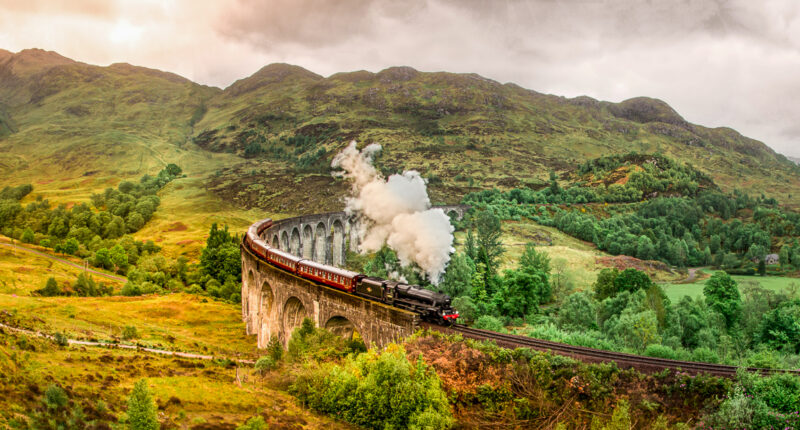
left=332, top=141, right=454, bottom=284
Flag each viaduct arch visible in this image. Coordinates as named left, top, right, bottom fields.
left=241, top=205, right=468, bottom=349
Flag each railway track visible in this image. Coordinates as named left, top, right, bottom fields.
left=245, top=217, right=799, bottom=378
left=422, top=322, right=800, bottom=377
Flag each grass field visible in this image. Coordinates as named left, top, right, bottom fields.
left=0, top=293, right=256, bottom=358
left=492, top=219, right=682, bottom=290
left=0, top=330, right=348, bottom=428
left=660, top=274, right=800, bottom=302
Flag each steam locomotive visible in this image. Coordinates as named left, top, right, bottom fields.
left=244, top=219, right=460, bottom=324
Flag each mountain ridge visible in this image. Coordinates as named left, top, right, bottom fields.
left=0, top=48, right=797, bottom=214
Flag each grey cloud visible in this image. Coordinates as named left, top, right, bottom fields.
left=1, top=0, right=798, bottom=156
left=213, top=0, right=800, bottom=156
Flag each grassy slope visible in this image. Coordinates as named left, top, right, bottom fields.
left=661, top=275, right=800, bottom=302
left=1, top=50, right=799, bottom=255
left=0, top=238, right=344, bottom=427
left=0, top=331, right=348, bottom=428
left=195, top=65, right=800, bottom=212
left=0, top=241, right=255, bottom=357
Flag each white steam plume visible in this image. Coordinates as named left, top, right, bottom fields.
left=332, top=141, right=454, bottom=284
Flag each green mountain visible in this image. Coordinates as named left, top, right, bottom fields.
left=1, top=50, right=798, bottom=216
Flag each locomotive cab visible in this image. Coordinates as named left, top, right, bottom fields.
left=356, top=276, right=384, bottom=300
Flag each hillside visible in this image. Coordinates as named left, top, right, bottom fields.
left=0, top=49, right=798, bottom=255
left=193, top=64, right=800, bottom=211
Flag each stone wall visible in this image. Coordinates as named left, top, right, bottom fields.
left=241, top=243, right=419, bottom=348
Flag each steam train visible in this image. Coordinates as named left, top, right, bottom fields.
left=244, top=219, right=459, bottom=324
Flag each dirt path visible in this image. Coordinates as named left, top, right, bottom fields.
left=0, top=322, right=254, bottom=364
left=685, top=268, right=698, bottom=282
left=0, top=241, right=126, bottom=283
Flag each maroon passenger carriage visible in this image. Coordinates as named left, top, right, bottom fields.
left=243, top=218, right=459, bottom=324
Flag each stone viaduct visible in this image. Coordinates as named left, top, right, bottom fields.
left=241, top=205, right=469, bottom=349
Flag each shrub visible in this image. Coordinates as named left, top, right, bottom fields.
left=36, top=277, right=62, bottom=297
left=254, top=357, right=276, bottom=375
left=43, top=385, right=69, bottom=410
left=127, top=379, right=159, bottom=430
left=122, top=325, right=138, bottom=340
left=691, top=347, right=720, bottom=364
left=237, top=416, right=268, bottom=430
left=287, top=318, right=364, bottom=362
left=53, top=332, right=69, bottom=347
left=267, top=335, right=283, bottom=362
left=290, top=345, right=453, bottom=429
left=644, top=344, right=678, bottom=360
left=474, top=315, right=505, bottom=332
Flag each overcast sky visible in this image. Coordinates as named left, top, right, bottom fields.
left=1, top=0, right=798, bottom=156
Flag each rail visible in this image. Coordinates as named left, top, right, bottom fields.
left=247, top=216, right=800, bottom=377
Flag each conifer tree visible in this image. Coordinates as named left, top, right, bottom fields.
left=127, top=379, right=159, bottom=430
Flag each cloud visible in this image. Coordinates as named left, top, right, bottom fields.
left=0, top=0, right=798, bottom=156
left=219, top=0, right=800, bottom=157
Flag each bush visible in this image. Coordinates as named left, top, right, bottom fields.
left=36, top=277, right=62, bottom=297
left=254, top=357, right=276, bottom=375
left=290, top=345, right=453, bottom=429
left=237, top=416, right=268, bottom=430
left=691, top=347, right=720, bottom=363
left=127, top=379, right=159, bottom=430
left=53, top=332, right=69, bottom=347
left=122, top=325, right=138, bottom=340
left=474, top=315, right=505, bottom=332
left=287, top=318, right=365, bottom=362
left=706, top=371, right=800, bottom=429
left=43, top=385, right=69, bottom=410
left=644, top=344, right=678, bottom=360
left=267, top=335, right=283, bottom=362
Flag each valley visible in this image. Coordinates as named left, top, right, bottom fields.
left=1, top=48, right=800, bottom=429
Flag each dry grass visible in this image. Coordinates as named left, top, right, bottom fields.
left=0, top=330, right=349, bottom=428
left=0, top=293, right=258, bottom=358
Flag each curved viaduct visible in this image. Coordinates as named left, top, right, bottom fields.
left=241, top=205, right=469, bottom=349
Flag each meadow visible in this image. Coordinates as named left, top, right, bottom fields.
left=0, top=329, right=348, bottom=428
left=660, top=274, right=800, bottom=302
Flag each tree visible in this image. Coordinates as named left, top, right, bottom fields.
left=519, top=243, right=550, bottom=274
left=495, top=268, right=550, bottom=318
left=165, top=163, right=182, bottom=177
left=104, top=215, right=126, bottom=238
left=464, top=228, right=477, bottom=262
left=20, top=227, right=35, bottom=244
left=757, top=299, right=800, bottom=353
left=558, top=291, right=597, bottom=330
left=93, top=248, right=112, bottom=269
left=636, top=235, right=656, bottom=261
left=548, top=170, right=561, bottom=195
left=73, top=273, right=99, bottom=297
left=710, top=234, right=722, bottom=254
left=475, top=211, right=504, bottom=279
left=613, top=268, right=653, bottom=295
left=758, top=258, right=766, bottom=276
left=126, top=211, right=145, bottom=232
left=470, top=262, right=490, bottom=314
left=607, top=308, right=661, bottom=353
left=704, top=272, right=742, bottom=329
left=200, top=223, right=242, bottom=286
left=439, top=252, right=474, bottom=298
left=127, top=379, right=159, bottom=430
left=62, top=237, right=79, bottom=255
left=779, top=245, right=791, bottom=266
left=110, top=244, right=129, bottom=273
left=593, top=268, right=620, bottom=301
left=37, top=277, right=61, bottom=297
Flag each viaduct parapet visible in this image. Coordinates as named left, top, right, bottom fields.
left=241, top=205, right=469, bottom=348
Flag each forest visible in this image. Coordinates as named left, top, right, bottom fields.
left=0, top=165, right=244, bottom=302
left=463, top=153, right=798, bottom=272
